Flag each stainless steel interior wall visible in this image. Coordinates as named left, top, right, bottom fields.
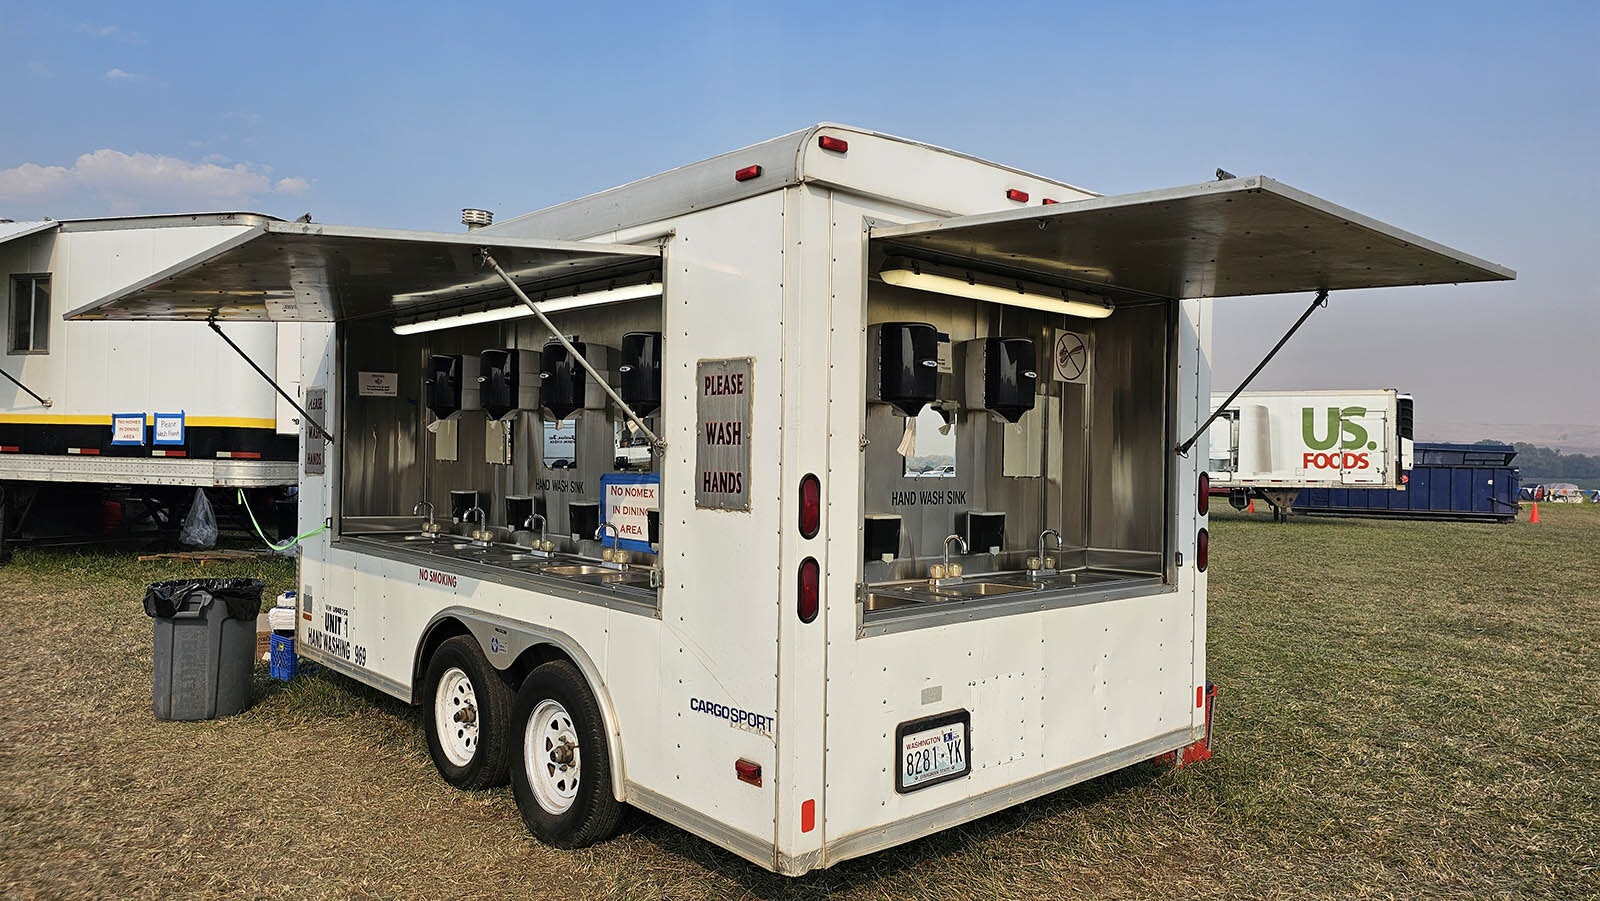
left=338, top=299, right=663, bottom=552
left=862, top=284, right=1168, bottom=581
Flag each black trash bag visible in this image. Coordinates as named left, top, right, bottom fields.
left=143, top=578, right=265, bottom=620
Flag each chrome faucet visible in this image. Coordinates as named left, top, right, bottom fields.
left=464, top=505, right=485, bottom=526
left=1035, top=528, right=1062, bottom=575
left=526, top=512, right=549, bottom=552
left=412, top=500, right=436, bottom=535
left=943, top=534, right=968, bottom=569
left=595, top=522, right=625, bottom=568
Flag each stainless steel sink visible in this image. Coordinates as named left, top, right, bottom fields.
left=540, top=563, right=619, bottom=577
left=928, top=581, right=1034, bottom=599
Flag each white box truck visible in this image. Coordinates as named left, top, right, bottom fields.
left=1207, top=389, right=1414, bottom=517
left=1, top=214, right=318, bottom=554
left=67, top=125, right=1511, bottom=873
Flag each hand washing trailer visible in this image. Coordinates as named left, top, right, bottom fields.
left=68, top=125, right=1514, bottom=874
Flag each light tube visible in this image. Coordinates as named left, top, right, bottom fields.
left=879, top=261, right=1113, bottom=319
left=392, top=282, right=662, bottom=336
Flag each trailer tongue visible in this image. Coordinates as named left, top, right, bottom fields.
left=64, top=125, right=1512, bottom=875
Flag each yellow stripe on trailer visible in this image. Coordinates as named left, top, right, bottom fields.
left=0, top=413, right=277, bottom=429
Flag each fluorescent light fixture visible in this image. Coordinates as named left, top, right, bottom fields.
left=878, top=257, right=1113, bottom=319
left=393, top=281, right=662, bottom=336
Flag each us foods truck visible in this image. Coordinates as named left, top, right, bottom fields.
left=1207, top=389, right=1414, bottom=518
left=1, top=215, right=312, bottom=556
left=67, top=124, right=1512, bottom=873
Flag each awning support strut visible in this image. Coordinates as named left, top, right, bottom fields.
left=207, top=317, right=333, bottom=444
left=481, top=251, right=665, bottom=449
left=0, top=368, right=50, bottom=407
left=1176, top=289, right=1328, bottom=456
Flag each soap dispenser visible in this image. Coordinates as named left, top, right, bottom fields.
left=539, top=341, right=612, bottom=420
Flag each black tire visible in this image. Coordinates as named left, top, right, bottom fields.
left=510, top=660, right=622, bottom=849
left=422, top=636, right=514, bottom=790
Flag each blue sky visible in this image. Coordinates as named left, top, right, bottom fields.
left=2, top=1, right=1596, bottom=435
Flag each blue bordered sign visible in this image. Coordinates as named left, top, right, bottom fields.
left=598, top=472, right=660, bottom=554
left=110, top=413, right=146, bottom=446
left=153, top=411, right=186, bottom=446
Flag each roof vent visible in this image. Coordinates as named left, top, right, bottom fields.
left=462, top=208, right=494, bottom=231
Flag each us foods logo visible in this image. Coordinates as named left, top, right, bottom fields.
left=1301, top=406, right=1377, bottom=470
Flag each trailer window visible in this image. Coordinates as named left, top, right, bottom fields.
left=8, top=274, right=50, bottom=355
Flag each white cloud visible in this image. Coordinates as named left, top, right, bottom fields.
left=79, top=23, right=144, bottom=44
left=0, top=150, right=312, bottom=217
left=104, top=68, right=144, bottom=81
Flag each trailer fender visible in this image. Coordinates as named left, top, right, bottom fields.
left=415, top=607, right=627, bottom=802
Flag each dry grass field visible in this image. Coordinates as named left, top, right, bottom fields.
left=2, top=504, right=1597, bottom=899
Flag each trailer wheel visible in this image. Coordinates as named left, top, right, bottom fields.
left=510, top=660, right=622, bottom=849
left=423, top=636, right=513, bottom=790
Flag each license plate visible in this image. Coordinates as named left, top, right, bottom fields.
left=895, top=710, right=971, bottom=793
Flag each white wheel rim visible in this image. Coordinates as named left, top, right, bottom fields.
left=525, top=698, right=581, bottom=814
left=434, top=667, right=480, bottom=768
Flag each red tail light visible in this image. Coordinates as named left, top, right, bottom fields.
left=1198, top=471, right=1210, bottom=516
left=1005, top=188, right=1029, bottom=203
left=798, top=556, right=820, bottom=623
left=818, top=135, right=848, bottom=153
left=1196, top=528, right=1209, bottom=573
left=735, top=758, right=762, bottom=786
left=734, top=164, right=762, bottom=182
left=799, top=473, right=820, bottom=539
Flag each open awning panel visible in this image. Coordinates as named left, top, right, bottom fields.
left=67, top=221, right=661, bottom=322
left=871, top=176, right=1514, bottom=301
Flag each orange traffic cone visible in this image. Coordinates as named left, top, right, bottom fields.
left=1246, top=498, right=1255, bottom=513
left=1529, top=503, right=1540, bottom=524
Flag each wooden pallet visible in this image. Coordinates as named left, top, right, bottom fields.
left=137, top=548, right=272, bottom=564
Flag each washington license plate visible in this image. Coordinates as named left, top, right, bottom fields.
left=895, top=710, right=971, bottom=793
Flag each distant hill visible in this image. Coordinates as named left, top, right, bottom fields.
left=1481, top=441, right=1600, bottom=483
left=1427, top=422, right=1600, bottom=457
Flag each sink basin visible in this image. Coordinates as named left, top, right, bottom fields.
left=540, top=563, right=621, bottom=577
left=931, top=581, right=1034, bottom=598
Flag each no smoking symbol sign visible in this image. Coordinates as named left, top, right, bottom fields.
left=1054, top=332, right=1088, bottom=383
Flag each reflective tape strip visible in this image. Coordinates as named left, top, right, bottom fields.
left=67, top=447, right=102, bottom=455
left=217, top=451, right=262, bottom=459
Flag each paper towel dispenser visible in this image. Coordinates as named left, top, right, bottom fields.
left=539, top=341, right=612, bottom=421
left=425, top=354, right=481, bottom=420
left=479, top=348, right=539, bottom=421
left=868, top=322, right=941, bottom=417
left=618, top=332, right=663, bottom=418
left=962, top=337, right=1037, bottom=423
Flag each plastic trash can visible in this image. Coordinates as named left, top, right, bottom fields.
left=144, top=578, right=265, bottom=721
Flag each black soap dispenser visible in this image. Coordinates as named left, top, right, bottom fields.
left=425, top=354, right=481, bottom=420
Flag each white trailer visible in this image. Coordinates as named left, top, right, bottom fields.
left=1206, top=388, right=1415, bottom=516
left=1, top=214, right=312, bottom=549
left=68, top=125, right=1512, bottom=873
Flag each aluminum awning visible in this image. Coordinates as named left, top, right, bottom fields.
left=870, top=176, right=1514, bottom=301
left=66, top=221, right=661, bottom=322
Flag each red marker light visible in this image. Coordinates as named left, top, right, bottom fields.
left=818, top=135, right=848, bottom=153
left=735, top=164, right=762, bottom=182
left=798, top=556, right=820, bottom=623
left=1042, top=198, right=1059, bottom=205
left=1005, top=188, right=1030, bottom=203
left=1198, top=472, right=1210, bottom=516
left=799, top=473, right=820, bottom=539
left=1196, top=528, right=1209, bottom=573
left=801, top=799, right=816, bottom=832
left=735, top=758, right=762, bottom=786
